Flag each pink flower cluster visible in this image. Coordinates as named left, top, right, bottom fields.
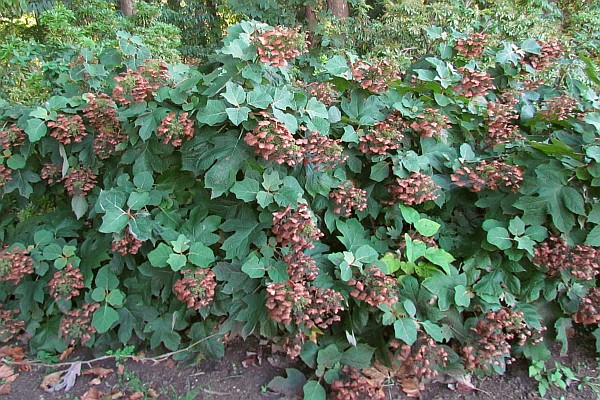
left=573, top=287, right=600, bottom=326
left=409, top=109, right=450, bottom=139
left=157, top=112, right=194, bottom=147
left=523, top=40, right=564, bottom=71
left=387, top=172, right=440, bottom=206
left=348, top=267, right=398, bottom=307
left=451, top=160, right=523, bottom=192
left=41, top=163, right=61, bottom=184
left=60, top=302, right=99, bottom=346
left=0, top=165, right=12, bottom=189
left=254, top=25, right=308, bottom=67
left=303, top=131, right=348, bottom=170
left=0, top=124, right=25, bottom=151
left=83, top=93, right=126, bottom=159
left=358, top=112, right=406, bottom=155
left=284, top=252, right=318, bottom=282
left=272, top=203, right=324, bottom=252
left=538, top=94, right=580, bottom=122
left=329, top=180, right=368, bottom=217
left=172, top=268, right=217, bottom=310
left=111, top=230, right=143, bottom=256
left=484, top=97, right=522, bottom=147
left=298, top=80, right=338, bottom=106
left=47, top=113, right=87, bottom=145
left=112, top=59, right=169, bottom=105
left=455, top=33, right=489, bottom=58
left=462, top=308, right=536, bottom=372
left=533, top=235, right=600, bottom=281
left=244, top=112, right=303, bottom=166
left=63, top=167, right=97, bottom=197
left=0, top=245, right=33, bottom=284
left=351, top=58, right=401, bottom=92
left=48, top=264, right=85, bottom=302
left=331, top=365, right=385, bottom=400
left=0, top=306, right=24, bottom=343
left=453, top=67, right=496, bottom=98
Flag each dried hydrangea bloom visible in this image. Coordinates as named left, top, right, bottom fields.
left=172, top=268, right=217, bottom=310
left=523, top=40, right=564, bottom=71
left=0, top=124, right=25, bottom=151
left=453, top=67, right=496, bottom=98
left=485, top=96, right=522, bottom=147
left=0, top=165, right=12, bottom=189
left=351, top=58, right=401, bottom=92
left=462, top=308, right=537, bottom=372
left=358, top=112, right=406, bottom=155
left=297, top=80, right=338, bottom=106
left=451, top=160, right=523, bottom=192
left=60, top=302, right=100, bottom=346
left=538, top=94, right=581, bottom=121
left=49, top=264, right=85, bottom=301
left=573, top=287, right=600, bottom=325
left=265, top=281, right=310, bottom=325
left=533, top=235, right=600, bottom=281
left=0, top=306, right=25, bottom=343
left=157, top=112, right=194, bottom=147
left=41, top=163, right=62, bottom=184
left=455, top=33, right=489, bottom=58
left=244, top=112, right=304, bottom=166
left=83, top=93, right=126, bottom=159
left=272, top=203, right=324, bottom=252
left=303, top=131, right=348, bottom=170
left=284, top=252, right=318, bottom=282
left=112, top=230, right=143, bottom=256
left=0, top=245, right=34, bottom=284
left=347, top=267, right=398, bottom=307
left=329, top=180, right=368, bottom=217
left=254, top=25, right=308, bottom=67
left=409, top=108, right=450, bottom=139
left=47, top=113, right=87, bottom=145
left=331, top=365, right=385, bottom=400
left=302, top=286, right=344, bottom=330
left=387, top=172, right=440, bottom=206
left=63, top=167, right=97, bottom=197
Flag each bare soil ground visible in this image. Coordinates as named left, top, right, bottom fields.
left=1, top=334, right=598, bottom=400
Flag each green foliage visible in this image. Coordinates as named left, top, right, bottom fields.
left=1, top=13, right=600, bottom=398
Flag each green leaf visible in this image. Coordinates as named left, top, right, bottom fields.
left=205, top=159, right=236, bottom=198
left=144, top=314, right=183, bottom=351
left=241, top=253, right=266, bottom=278
left=197, top=100, right=228, bottom=125
left=454, top=285, right=471, bottom=307
left=95, top=265, right=119, bottom=290
left=521, top=39, right=542, bottom=54
left=305, top=97, right=329, bottom=119
left=25, top=118, right=47, bottom=142
left=317, top=344, right=343, bottom=370
left=422, top=321, right=448, bottom=342
left=148, top=243, right=172, bottom=267
left=414, top=219, right=441, bottom=237
left=325, top=55, right=350, bottom=78
left=381, top=253, right=401, bottom=274
left=167, top=253, right=187, bottom=271
left=508, top=217, right=526, bottom=236
left=274, top=176, right=304, bottom=207
left=423, top=247, right=454, bottom=274
left=99, top=209, right=129, bottom=233
left=7, top=154, right=26, bottom=170
left=487, top=227, right=512, bottom=250
left=394, top=318, right=418, bottom=345
left=585, top=225, right=600, bottom=246
left=133, top=171, right=154, bottom=190
left=561, top=187, right=585, bottom=215
left=222, top=82, right=246, bottom=106
left=496, top=42, right=520, bottom=65
left=303, top=381, right=326, bottom=400
left=127, top=192, right=150, bottom=211
left=403, top=299, right=417, bottom=317
left=135, top=113, right=157, bottom=141
left=71, top=195, right=88, bottom=219
left=340, top=344, right=375, bottom=370
left=399, top=205, right=420, bottom=224
left=92, top=305, right=120, bottom=334
left=272, top=87, right=294, bottom=110
left=106, top=289, right=126, bottom=307
left=354, top=245, right=379, bottom=264
left=187, top=243, right=215, bottom=267
left=221, top=218, right=261, bottom=260
left=370, top=161, right=389, bottom=182
left=268, top=368, right=307, bottom=397
left=247, top=86, right=273, bottom=109
left=226, top=106, right=251, bottom=126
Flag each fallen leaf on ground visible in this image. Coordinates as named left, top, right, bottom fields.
left=0, top=347, right=28, bottom=371
left=129, top=391, right=144, bottom=400
left=83, top=367, right=113, bottom=378
left=40, top=371, right=63, bottom=391
left=40, top=362, right=82, bottom=392
left=0, top=383, right=12, bottom=395
left=147, top=388, right=158, bottom=398
left=81, top=387, right=104, bottom=400
left=401, top=377, right=425, bottom=398
left=162, top=359, right=175, bottom=369
left=0, top=365, right=17, bottom=382
left=88, top=378, right=102, bottom=385
left=117, top=364, right=125, bottom=375
left=59, top=347, right=75, bottom=361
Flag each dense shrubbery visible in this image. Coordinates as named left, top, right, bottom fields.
left=1, top=2, right=600, bottom=398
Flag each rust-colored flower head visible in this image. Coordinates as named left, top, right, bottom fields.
left=173, top=268, right=217, bottom=310
left=47, top=113, right=87, bottom=145
left=60, top=302, right=100, bottom=346
left=49, top=264, right=85, bottom=302
left=358, top=111, right=406, bottom=155
left=112, top=230, right=143, bottom=256
left=0, top=245, right=34, bottom=284
left=244, top=112, right=304, bottom=166
left=284, top=252, right=319, bottom=282
left=83, top=93, right=125, bottom=159
left=455, top=33, right=489, bottom=58
left=0, top=306, right=25, bottom=343
left=272, top=203, right=324, bottom=252
left=387, top=172, right=440, bottom=205
left=0, top=124, right=25, bottom=151
left=453, top=67, right=496, bottom=98
left=254, top=25, right=309, bottom=67
left=303, top=131, right=348, bottom=170
left=63, top=167, right=97, bottom=197
left=157, top=112, right=195, bottom=147
left=331, top=365, right=386, bottom=400
left=347, top=267, right=398, bottom=307
left=0, top=165, right=12, bottom=189
left=409, top=108, right=450, bottom=139
left=451, top=160, right=523, bottom=192
left=351, top=58, right=401, bottom=92
left=573, top=287, right=600, bottom=325
left=533, top=235, right=600, bottom=281
left=329, top=180, right=367, bottom=217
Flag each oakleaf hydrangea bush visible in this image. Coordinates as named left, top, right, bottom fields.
left=1, top=20, right=600, bottom=398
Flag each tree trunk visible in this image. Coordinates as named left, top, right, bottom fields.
left=326, top=0, right=349, bottom=18
left=120, top=0, right=136, bottom=16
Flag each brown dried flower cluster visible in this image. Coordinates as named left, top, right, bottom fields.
left=303, top=131, right=348, bottom=170
left=49, top=264, right=85, bottom=302
left=113, top=59, right=169, bottom=104
left=272, top=203, right=324, bottom=252
left=0, top=165, right=12, bottom=189
left=348, top=267, right=398, bottom=307
left=387, top=172, right=440, bottom=206
left=538, top=94, right=581, bottom=122
left=409, top=109, right=450, bottom=138
left=331, top=365, right=385, bottom=400
left=254, top=25, right=308, bottom=67
left=284, top=252, right=318, bottom=282
left=83, top=93, right=126, bottom=159
left=298, top=81, right=338, bottom=106
left=41, top=163, right=62, bottom=184
left=329, top=180, right=368, bottom=217
left=462, top=308, right=536, bottom=372
left=60, top=302, right=99, bottom=346
left=351, top=58, right=401, bottom=92
left=63, top=167, right=97, bottom=197
left=157, top=112, right=194, bottom=147
left=485, top=97, right=522, bottom=147
left=358, top=112, right=406, bottom=155
left=244, top=112, right=303, bottom=166
left=0, top=306, right=24, bottom=343
left=523, top=40, right=564, bottom=71
left=453, top=67, right=496, bottom=98
left=173, top=268, right=217, bottom=310
left=533, top=235, right=600, bottom=281
left=0, top=245, right=33, bottom=284
left=111, top=230, right=143, bottom=256
left=455, top=33, right=489, bottom=58
left=573, top=287, right=600, bottom=326
left=302, top=286, right=345, bottom=330
left=47, top=113, right=87, bottom=145
left=0, top=124, right=25, bottom=151
left=451, top=160, right=523, bottom=192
